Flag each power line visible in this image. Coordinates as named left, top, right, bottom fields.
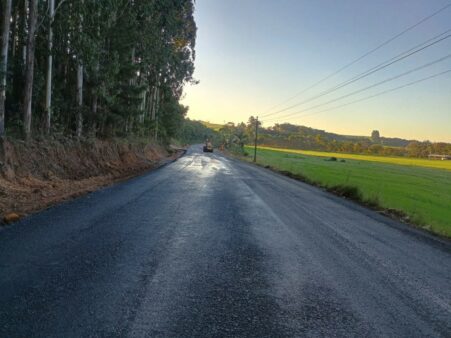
left=263, top=69, right=451, bottom=125
left=263, top=53, right=451, bottom=122
left=322, top=28, right=451, bottom=90
left=260, top=2, right=451, bottom=116
left=261, top=32, right=451, bottom=118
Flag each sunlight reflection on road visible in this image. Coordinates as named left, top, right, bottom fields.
left=179, top=147, right=233, bottom=181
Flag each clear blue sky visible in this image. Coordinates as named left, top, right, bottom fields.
left=181, top=0, right=451, bottom=142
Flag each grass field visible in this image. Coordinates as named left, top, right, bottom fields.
left=244, top=146, right=451, bottom=237
left=257, top=146, right=451, bottom=171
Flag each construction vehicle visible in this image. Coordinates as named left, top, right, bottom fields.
left=203, top=139, right=213, bottom=153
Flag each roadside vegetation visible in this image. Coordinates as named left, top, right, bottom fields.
left=0, top=0, right=196, bottom=142
left=243, top=146, right=451, bottom=238
left=178, top=119, right=218, bottom=144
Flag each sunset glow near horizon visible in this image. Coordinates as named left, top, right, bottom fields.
left=181, top=0, right=451, bottom=142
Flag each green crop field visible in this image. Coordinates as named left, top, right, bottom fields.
left=257, top=146, right=451, bottom=171
left=244, top=146, right=451, bottom=237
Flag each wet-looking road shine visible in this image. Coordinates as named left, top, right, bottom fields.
left=1, top=146, right=450, bottom=337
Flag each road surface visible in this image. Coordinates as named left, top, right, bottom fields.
left=1, top=145, right=450, bottom=337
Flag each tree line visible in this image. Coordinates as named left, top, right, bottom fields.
left=178, top=119, right=217, bottom=145
left=217, top=120, right=451, bottom=158
left=0, top=0, right=196, bottom=141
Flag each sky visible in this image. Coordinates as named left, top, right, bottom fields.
left=181, top=0, right=451, bottom=142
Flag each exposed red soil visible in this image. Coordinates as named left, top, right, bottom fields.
left=0, top=137, right=182, bottom=223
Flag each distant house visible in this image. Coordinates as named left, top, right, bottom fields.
left=428, top=154, right=451, bottom=160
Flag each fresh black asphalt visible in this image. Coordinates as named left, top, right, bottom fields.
left=1, top=145, right=450, bottom=337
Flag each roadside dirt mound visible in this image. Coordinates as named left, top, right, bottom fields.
left=0, top=137, right=179, bottom=222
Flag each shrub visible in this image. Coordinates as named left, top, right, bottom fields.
left=328, top=184, right=362, bottom=200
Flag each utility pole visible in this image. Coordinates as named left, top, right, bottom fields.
left=253, top=116, right=259, bottom=162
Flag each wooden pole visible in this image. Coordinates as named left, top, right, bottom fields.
left=253, top=116, right=258, bottom=162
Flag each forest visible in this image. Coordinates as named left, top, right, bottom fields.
left=0, top=0, right=196, bottom=141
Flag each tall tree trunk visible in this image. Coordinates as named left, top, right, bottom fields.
left=76, top=1, right=83, bottom=137
left=76, top=63, right=83, bottom=137
left=150, top=85, right=157, bottom=120
left=154, top=113, right=158, bottom=141
left=22, top=0, right=28, bottom=67
left=90, top=11, right=100, bottom=135
left=0, top=0, right=13, bottom=136
left=149, top=86, right=155, bottom=120
left=91, top=61, right=99, bottom=132
left=130, top=47, right=135, bottom=85
left=11, top=3, right=19, bottom=59
left=139, top=89, right=146, bottom=123
left=44, top=0, right=54, bottom=134
left=91, top=84, right=98, bottom=113
left=22, top=0, right=38, bottom=140
left=154, top=87, right=160, bottom=141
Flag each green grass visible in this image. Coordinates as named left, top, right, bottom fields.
left=257, top=146, right=451, bottom=171
left=244, top=146, right=451, bottom=237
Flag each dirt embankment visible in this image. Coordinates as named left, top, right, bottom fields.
left=0, top=137, right=181, bottom=223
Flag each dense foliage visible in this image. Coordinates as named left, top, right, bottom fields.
left=0, top=0, right=196, bottom=141
left=178, top=119, right=217, bottom=144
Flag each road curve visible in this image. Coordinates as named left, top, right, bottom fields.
left=0, top=145, right=450, bottom=337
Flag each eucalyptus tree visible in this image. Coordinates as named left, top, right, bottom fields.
left=0, top=0, right=13, bottom=135
left=22, top=0, right=38, bottom=139
left=44, top=0, right=54, bottom=133
left=1, top=0, right=197, bottom=141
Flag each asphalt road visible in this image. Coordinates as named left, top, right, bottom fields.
left=1, top=145, right=450, bottom=337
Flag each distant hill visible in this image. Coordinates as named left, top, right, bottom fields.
left=265, top=123, right=414, bottom=147
left=199, top=121, right=224, bottom=131
left=197, top=120, right=450, bottom=156
left=197, top=120, right=416, bottom=147
left=324, top=131, right=413, bottom=148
